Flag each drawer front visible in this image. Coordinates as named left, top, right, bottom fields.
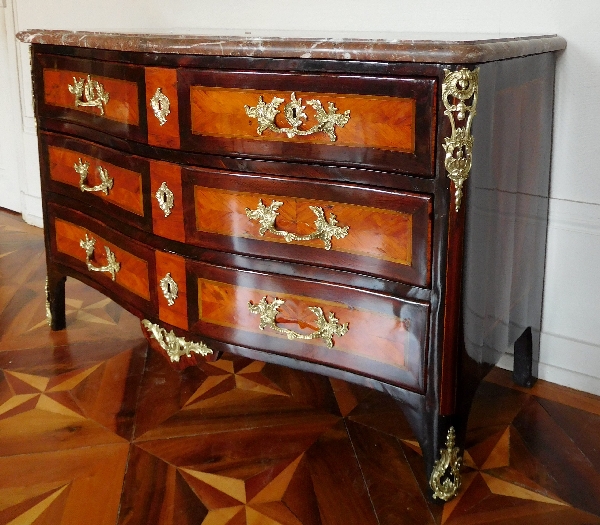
left=48, top=204, right=155, bottom=314
left=179, top=70, right=436, bottom=175
left=187, top=261, right=428, bottom=392
left=36, top=54, right=147, bottom=142
left=181, top=169, right=432, bottom=287
left=41, top=132, right=151, bottom=229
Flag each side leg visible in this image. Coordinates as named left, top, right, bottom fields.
left=46, top=271, right=66, bottom=331
left=392, top=398, right=464, bottom=502
left=513, top=327, right=536, bottom=387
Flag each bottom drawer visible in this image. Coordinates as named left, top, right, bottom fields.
left=186, top=262, right=428, bottom=393
left=48, top=204, right=156, bottom=316
left=48, top=203, right=428, bottom=393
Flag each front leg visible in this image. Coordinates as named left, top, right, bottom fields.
left=46, top=271, right=66, bottom=331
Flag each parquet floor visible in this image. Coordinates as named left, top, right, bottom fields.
left=1, top=207, right=600, bottom=525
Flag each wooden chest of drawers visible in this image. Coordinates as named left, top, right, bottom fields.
left=19, top=30, right=566, bottom=501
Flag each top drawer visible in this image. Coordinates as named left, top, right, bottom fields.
left=36, top=54, right=147, bottom=143
left=178, top=69, right=437, bottom=176
left=35, top=53, right=437, bottom=176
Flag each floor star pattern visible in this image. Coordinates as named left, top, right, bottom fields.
left=1, top=208, right=600, bottom=524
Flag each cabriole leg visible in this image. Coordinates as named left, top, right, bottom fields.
left=46, top=272, right=66, bottom=331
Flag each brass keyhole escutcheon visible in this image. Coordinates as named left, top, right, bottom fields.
left=160, top=273, right=178, bottom=306
left=155, top=182, right=174, bottom=217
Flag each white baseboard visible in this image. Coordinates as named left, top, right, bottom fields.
left=20, top=192, right=42, bottom=227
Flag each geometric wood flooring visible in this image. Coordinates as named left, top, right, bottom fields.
left=1, top=207, right=600, bottom=525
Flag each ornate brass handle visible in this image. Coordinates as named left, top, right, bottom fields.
left=68, top=75, right=109, bottom=115
left=244, top=92, right=350, bottom=141
left=142, top=319, right=212, bottom=362
left=74, top=158, right=114, bottom=195
left=248, top=296, right=348, bottom=349
left=150, top=87, right=170, bottom=125
left=245, top=199, right=349, bottom=250
left=79, top=234, right=120, bottom=281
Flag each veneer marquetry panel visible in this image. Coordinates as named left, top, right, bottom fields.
left=150, top=160, right=185, bottom=242
left=187, top=262, right=428, bottom=391
left=43, top=69, right=139, bottom=125
left=146, top=67, right=180, bottom=149
left=179, top=69, right=436, bottom=175
left=190, top=86, right=416, bottom=152
left=195, top=187, right=413, bottom=263
left=35, top=53, right=147, bottom=142
left=40, top=132, right=152, bottom=231
left=53, top=217, right=150, bottom=301
left=155, top=250, right=188, bottom=330
left=185, top=168, right=432, bottom=287
left=47, top=144, right=144, bottom=215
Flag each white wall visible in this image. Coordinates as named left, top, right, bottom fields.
left=4, top=0, right=600, bottom=394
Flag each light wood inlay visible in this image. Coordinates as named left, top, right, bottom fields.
left=197, top=278, right=408, bottom=370
left=48, top=145, right=144, bottom=216
left=54, top=218, right=150, bottom=300
left=146, top=67, right=180, bottom=149
left=43, top=68, right=139, bottom=125
left=194, top=186, right=414, bottom=265
left=150, top=160, right=185, bottom=242
left=190, top=87, right=416, bottom=153
left=155, top=251, right=187, bottom=330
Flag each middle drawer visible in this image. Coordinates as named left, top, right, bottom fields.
left=180, top=168, right=432, bottom=287
left=42, top=132, right=432, bottom=288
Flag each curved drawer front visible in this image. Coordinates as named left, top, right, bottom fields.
left=187, top=261, right=428, bottom=392
left=181, top=169, right=432, bottom=287
left=48, top=204, right=155, bottom=313
left=41, top=132, right=150, bottom=229
left=179, top=69, right=436, bottom=175
left=36, top=54, right=147, bottom=142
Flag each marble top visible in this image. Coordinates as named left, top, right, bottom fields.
left=16, top=30, right=566, bottom=63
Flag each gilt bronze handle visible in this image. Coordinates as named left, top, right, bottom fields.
left=244, top=92, right=350, bottom=141
left=248, top=296, right=348, bottom=349
left=68, top=75, right=109, bottom=115
left=79, top=233, right=120, bottom=281
left=245, top=199, right=349, bottom=250
left=74, top=158, right=113, bottom=195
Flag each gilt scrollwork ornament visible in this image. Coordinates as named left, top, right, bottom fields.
left=68, top=75, right=110, bottom=115
left=244, top=92, right=350, bottom=141
left=429, top=426, right=462, bottom=501
left=159, top=273, right=178, bottom=306
left=74, top=158, right=114, bottom=195
left=155, top=182, right=174, bottom=217
left=150, top=87, right=170, bottom=126
left=45, top=277, right=52, bottom=326
left=245, top=199, right=349, bottom=250
left=141, top=319, right=213, bottom=362
left=442, top=68, right=479, bottom=212
left=248, top=296, right=348, bottom=349
left=79, top=234, right=120, bottom=281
